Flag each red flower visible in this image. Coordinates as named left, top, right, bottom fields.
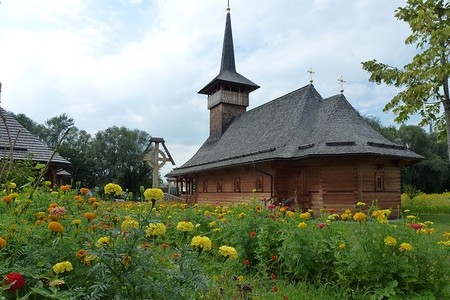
left=4, top=272, right=25, bottom=292
left=271, top=255, right=278, bottom=261
left=273, top=286, right=278, bottom=292
left=327, top=209, right=337, bottom=213
left=243, top=259, right=250, bottom=265
left=317, top=222, right=326, bottom=229
left=249, top=231, right=257, bottom=237
left=270, top=273, right=277, bottom=280
left=409, top=223, right=422, bottom=230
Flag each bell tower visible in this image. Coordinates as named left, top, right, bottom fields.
left=198, top=4, right=259, bottom=139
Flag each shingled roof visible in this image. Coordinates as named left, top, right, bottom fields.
left=169, top=84, right=422, bottom=176
left=0, top=107, right=71, bottom=166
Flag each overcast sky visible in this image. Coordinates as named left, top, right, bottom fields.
left=0, top=0, right=416, bottom=177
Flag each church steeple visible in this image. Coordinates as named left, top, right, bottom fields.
left=220, top=5, right=236, bottom=73
left=199, top=4, right=259, bottom=139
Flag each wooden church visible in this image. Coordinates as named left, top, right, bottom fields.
left=168, top=6, right=422, bottom=216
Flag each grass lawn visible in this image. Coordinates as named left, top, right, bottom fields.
left=418, top=214, right=450, bottom=231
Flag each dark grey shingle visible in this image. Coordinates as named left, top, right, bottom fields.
left=169, top=84, right=422, bottom=176
left=0, top=108, right=71, bottom=166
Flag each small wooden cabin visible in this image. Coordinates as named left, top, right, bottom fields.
left=168, top=6, right=421, bottom=217
left=0, top=107, right=71, bottom=185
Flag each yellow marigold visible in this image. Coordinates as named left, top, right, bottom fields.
left=356, top=201, right=366, bottom=207
left=9, top=193, right=19, bottom=200
left=145, top=223, right=166, bottom=237
left=96, top=236, right=111, bottom=248
left=209, top=221, right=217, bottom=227
left=143, top=188, right=164, bottom=201
left=79, top=188, right=90, bottom=195
left=399, top=242, right=413, bottom=252
left=53, top=261, right=73, bottom=274
left=2, top=195, right=12, bottom=203
left=0, top=237, right=6, bottom=248
left=443, top=231, right=450, bottom=239
left=297, top=222, right=307, bottom=229
left=191, top=236, right=212, bottom=251
left=353, top=212, right=367, bottom=223
left=72, top=219, right=82, bottom=226
left=176, top=221, right=194, bottom=232
left=48, top=221, right=64, bottom=233
left=59, top=185, right=71, bottom=192
left=121, top=216, right=139, bottom=232
left=341, top=210, right=352, bottom=221
left=218, top=245, right=238, bottom=260
left=384, top=236, right=397, bottom=246
left=300, top=212, right=311, bottom=220
left=84, top=212, right=95, bottom=220
left=238, top=212, right=245, bottom=219
left=8, top=182, right=16, bottom=189
left=286, top=211, right=295, bottom=218
left=438, top=240, right=450, bottom=246
left=104, top=183, right=123, bottom=196
left=339, top=243, right=346, bottom=249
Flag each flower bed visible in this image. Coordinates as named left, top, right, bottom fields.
left=0, top=184, right=449, bottom=299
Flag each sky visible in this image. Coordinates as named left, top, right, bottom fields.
left=0, top=0, right=417, bottom=178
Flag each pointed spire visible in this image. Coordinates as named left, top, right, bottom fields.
left=220, top=1, right=236, bottom=73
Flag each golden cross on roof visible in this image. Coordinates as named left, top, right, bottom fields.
left=307, top=67, right=315, bottom=84
left=338, top=75, right=345, bottom=94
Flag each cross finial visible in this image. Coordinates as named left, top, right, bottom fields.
left=338, top=75, right=345, bottom=94
left=227, top=0, right=230, bottom=12
left=307, top=67, right=315, bottom=84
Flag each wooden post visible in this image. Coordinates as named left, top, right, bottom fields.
left=142, top=137, right=175, bottom=189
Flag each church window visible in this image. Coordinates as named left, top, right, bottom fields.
left=256, top=177, right=263, bottom=192
left=217, top=179, right=223, bottom=192
left=234, top=178, right=241, bottom=192
left=375, top=174, right=384, bottom=191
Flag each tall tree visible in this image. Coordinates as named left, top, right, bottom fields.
left=362, top=0, right=450, bottom=162
left=90, top=126, right=153, bottom=193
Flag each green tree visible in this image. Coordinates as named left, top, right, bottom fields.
left=90, top=126, right=153, bottom=195
left=362, top=0, right=450, bottom=162
left=398, top=125, right=449, bottom=193
left=44, top=114, right=75, bottom=149
left=58, top=128, right=96, bottom=187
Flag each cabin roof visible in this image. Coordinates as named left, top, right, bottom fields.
left=0, top=107, right=71, bottom=166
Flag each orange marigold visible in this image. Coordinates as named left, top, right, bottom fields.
left=2, top=195, right=12, bottom=203
left=48, top=221, right=64, bottom=233
left=84, top=212, right=95, bottom=220
left=79, top=188, right=90, bottom=195
left=59, top=185, right=71, bottom=192
left=0, top=237, right=6, bottom=248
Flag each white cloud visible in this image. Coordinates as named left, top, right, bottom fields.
left=0, top=0, right=419, bottom=177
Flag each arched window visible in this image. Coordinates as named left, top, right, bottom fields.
left=375, top=174, right=384, bottom=191
left=203, top=180, right=208, bottom=192
left=256, top=176, right=263, bottom=192
left=217, top=179, right=223, bottom=192
left=234, top=178, right=241, bottom=192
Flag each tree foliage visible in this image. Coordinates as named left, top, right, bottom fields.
left=362, top=0, right=450, bottom=162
